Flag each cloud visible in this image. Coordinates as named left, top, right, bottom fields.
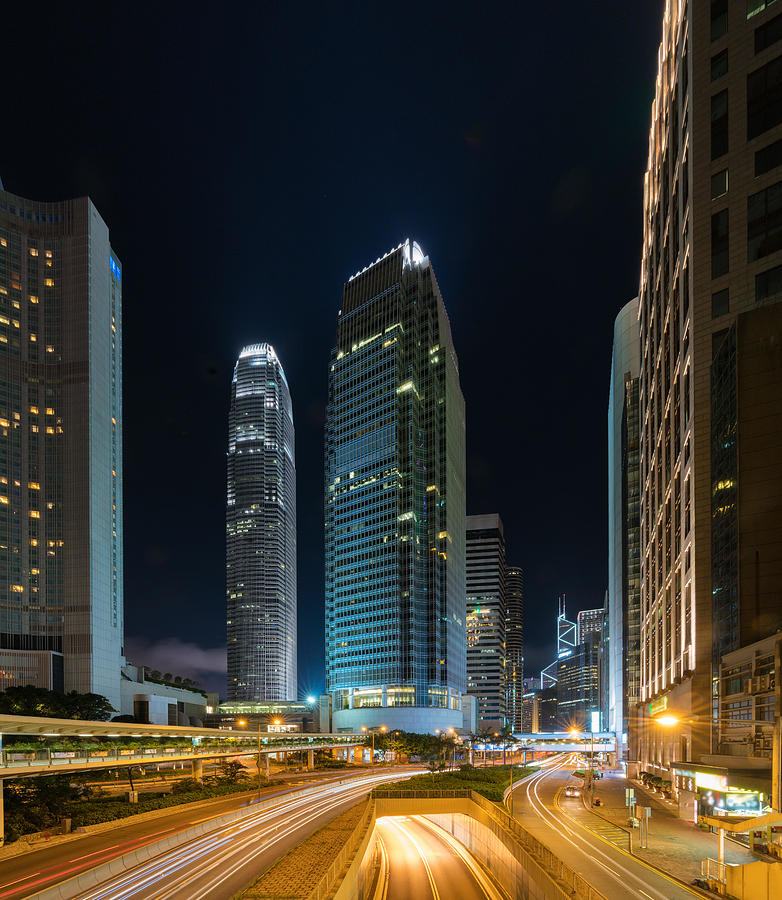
left=124, top=636, right=226, bottom=685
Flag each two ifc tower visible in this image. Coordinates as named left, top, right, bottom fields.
left=227, top=239, right=466, bottom=735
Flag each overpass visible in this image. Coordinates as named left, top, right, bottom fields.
left=0, top=714, right=367, bottom=779
left=474, top=732, right=616, bottom=754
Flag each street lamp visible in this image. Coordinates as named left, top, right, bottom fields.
left=238, top=717, right=263, bottom=803
left=653, top=711, right=781, bottom=813
left=361, top=725, right=386, bottom=768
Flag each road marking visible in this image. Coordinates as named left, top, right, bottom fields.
left=413, top=815, right=502, bottom=900
left=373, top=833, right=390, bottom=900
left=387, top=817, right=441, bottom=900
left=0, top=874, right=41, bottom=892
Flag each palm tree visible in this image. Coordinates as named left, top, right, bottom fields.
left=500, top=723, right=514, bottom=766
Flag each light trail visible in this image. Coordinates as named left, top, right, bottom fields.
left=64, top=770, right=419, bottom=900
left=411, top=816, right=502, bottom=900
left=519, top=756, right=699, bottom=900
left=384, top=819, right=441, bottom=900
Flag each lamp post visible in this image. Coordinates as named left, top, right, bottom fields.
left=237, top=718, right=263, bottom=803
left=362, top=725, right=386, bottom=768
left=654, top=712, right=781, bottom=813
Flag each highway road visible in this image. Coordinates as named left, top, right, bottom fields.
left=509, top=756, right=704, bottom=900
left=0, top=769, right=415, bottom=900
left=375, top=815, right=503, bottom=900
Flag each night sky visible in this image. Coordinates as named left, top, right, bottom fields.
left=3, top=2, right=662, bottom=697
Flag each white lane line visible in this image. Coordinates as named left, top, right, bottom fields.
left=521, top=760, right=670, bottom=900
left=74, top=773, right=402, bottom=900
left=79, top=770, right=418, bottom=900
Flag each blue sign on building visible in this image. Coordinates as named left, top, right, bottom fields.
left=110, top=257, right=121, bottom=280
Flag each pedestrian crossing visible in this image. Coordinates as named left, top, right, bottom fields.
left=581, top=816, right=631, bottom=850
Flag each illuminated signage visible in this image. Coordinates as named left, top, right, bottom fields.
left=695, top=771, right=728, bottom=791
left=648, top=696, right=668, bottom=716
left=110, top=257, right=121, bottom=280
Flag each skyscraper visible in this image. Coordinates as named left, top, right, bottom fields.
left=607, top=298, right=641, bottom=755
left=226, top=344, right=296, bottom=701
left=465, top=514, right=506, bottom=730
left=325, top=240, right=466, bottom=733
left=576, top=607, right=606, bottom=645
left=505, top=566, right=523, bottom=732
left=0, top=184, right=123, bottom=710
left=637, top=1, right=782, bottom=779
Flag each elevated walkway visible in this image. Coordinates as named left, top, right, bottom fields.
left=0, top=714, right=365, bottom=778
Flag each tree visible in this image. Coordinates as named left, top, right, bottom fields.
left=0, top=686, right=114, bottom=720
left=163, top=673, right=173, bottom=682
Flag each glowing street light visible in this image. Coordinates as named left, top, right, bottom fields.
left=654, top=715, right=680, bottom=728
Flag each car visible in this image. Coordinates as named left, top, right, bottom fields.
left=564, top=785, right=581, bottom=797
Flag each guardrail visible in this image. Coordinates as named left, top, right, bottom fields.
left=306, top=800, right=376, bottom=900
left=701, top=857, right=728, bottom=884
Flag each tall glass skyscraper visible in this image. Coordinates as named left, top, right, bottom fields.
left=226, top=344, right=296, bottom=701
left=505, top=566, right=523, bottom=732
left=325, top=240, right=466, bottom=733
left=466, top=513, right=506, bottom=730
left=607, top=298, right=640, bottom=756
left=0, top=183, right=123, bottom=710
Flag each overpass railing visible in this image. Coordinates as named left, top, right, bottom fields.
left=0, top=739, right=363, bottom=772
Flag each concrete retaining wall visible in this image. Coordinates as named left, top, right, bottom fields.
left=726, top=859, right=782, bottom=900
left=361, top=795, right=605, bottom=900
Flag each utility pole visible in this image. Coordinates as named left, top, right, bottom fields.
left=258, top=719, right=268, bottom=803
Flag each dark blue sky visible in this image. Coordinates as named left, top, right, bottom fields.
left=3, top=1, right=662, bottom=695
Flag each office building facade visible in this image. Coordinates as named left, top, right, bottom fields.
left=637, top=1, right=782, bottom=779
left=556, top=635, right=601, bottom=732
left=576, top=607, right=605, bottom=644
left=608, top=298, right=642, bottom=754
left=0, top=184, right=123, bottom=711
left=505, top=565, right=524, bottom=732
left=226, top=344, right=296, bottom=701
left=465, top=514, right=506, bottom=730
left=325, top=240, right=466, bottom=733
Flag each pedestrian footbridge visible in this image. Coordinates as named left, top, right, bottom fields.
left=0, top=713, right=366, bottom=779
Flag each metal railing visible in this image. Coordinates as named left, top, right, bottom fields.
left=701, top=857, right=728, bottom=883
left=0, top=739, right=363, bottom=772
left=306, top=799, right=376, bottom=900
left=372, top=789, right=470, bottom=798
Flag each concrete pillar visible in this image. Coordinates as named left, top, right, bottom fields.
left=718, top=828, right=725, bottom=864
left=308, top=749, right=314, bottom=770
left=193, top=759, right=204, bottom=782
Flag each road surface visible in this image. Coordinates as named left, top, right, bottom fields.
left=375, top=815, right=502, bottom=900
left=509, top=755, right=704, bottom=900
left=0, top=769, right=414, bottom=900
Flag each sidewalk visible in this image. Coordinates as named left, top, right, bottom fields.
left=583, top=768, right=757, bottom=884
